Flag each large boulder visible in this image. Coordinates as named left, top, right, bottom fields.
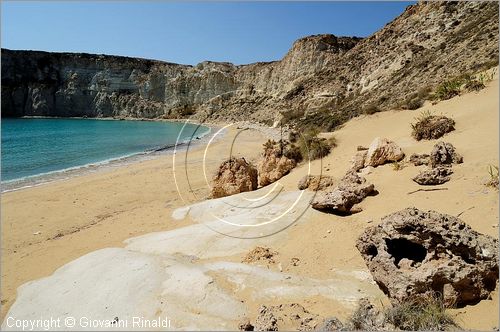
left=211, top=157, right=258, bottom=198
left=411, top=115, right=455, bottom=141
left=297, top=175, right=336, bottom=191
left=258, top=140, right=297, bottom=187
left=356, top=208, right=498, bottom=307
left=311, top=171, right=375, bottom=214
left=364, top=137, right=405, bottom=167
left=430, top=142, right=463, bottom=167
left=412, top=166, right=453, bottom=185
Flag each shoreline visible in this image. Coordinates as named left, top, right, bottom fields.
left=1, top=119, right=222, bottom=193
left=0, top=123, right=275, bottom=320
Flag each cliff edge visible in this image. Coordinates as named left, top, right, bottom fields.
left=2, top=2, right=498, bottom=128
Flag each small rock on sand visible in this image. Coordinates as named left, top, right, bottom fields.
left=412, top=166, right=453, bottom=185
left=242, top=246, right=278, bottom=264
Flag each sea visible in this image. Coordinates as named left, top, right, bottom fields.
left=1, top=118, right=210, bottom=191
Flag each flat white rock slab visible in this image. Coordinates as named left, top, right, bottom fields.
left=3, top=189, right=380, bottom=330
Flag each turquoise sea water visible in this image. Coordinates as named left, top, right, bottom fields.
left=1, top=118, right=209, bottom=183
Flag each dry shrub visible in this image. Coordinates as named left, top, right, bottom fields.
left=433, top=78, right=463, bottom=101
left=411, top=110, right=455, bottom=141
left=486, top=165, right=499, bottom=189
left=285, top=130, right=336, bottom=162
left=299, top=130, right=334, bottom=161
left=385, top=294, right=459, bottom=331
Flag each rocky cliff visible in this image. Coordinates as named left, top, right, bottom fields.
left=2, top=2, right=498, bottom=129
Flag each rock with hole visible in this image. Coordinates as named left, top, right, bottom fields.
left=356, top=207, right=498, bottom=307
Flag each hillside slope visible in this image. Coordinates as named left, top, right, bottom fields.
left=1, top=2, right=498, bottom=129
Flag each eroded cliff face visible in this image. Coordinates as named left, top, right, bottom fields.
left=2, top=2, right=498, bottom=127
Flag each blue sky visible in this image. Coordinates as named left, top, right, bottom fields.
left=1, top=1, right=414, bottom=65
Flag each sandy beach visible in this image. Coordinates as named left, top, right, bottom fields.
left=2, top=72, right=499, bottom=329
left=0, top=123, right=272, bottom=320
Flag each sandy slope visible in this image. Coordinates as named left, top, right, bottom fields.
left=1, top=71, right=499, bottom=330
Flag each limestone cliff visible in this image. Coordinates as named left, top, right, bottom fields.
left=2, top=2, right=498, bottom=129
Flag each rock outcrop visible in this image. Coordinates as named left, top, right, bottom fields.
left=251, top=304, right=320, bottom=331
left=411, top=142, right=463, bottom=186
left=356, top=207, right=499, bottom=307
left=430, top=141, right=463, bottom=167
left=411, top=115, right=456, bottom=141
left=364, top=137, right=405, bottom=167
left=311, top=171, right=375, bottom=214
left=211, top=158, right=258, bottom=198
left=412, top=167, right=453, bottom=185
left=2, top=2, right=498, bottom=127
left=297, top=175, right=336, bottom=191
left=258, top=141, right=296, bottom=187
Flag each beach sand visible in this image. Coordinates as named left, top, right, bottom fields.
left=1, top=71, right=499, bottom=329
left=0, top=124, right=272, bottom=320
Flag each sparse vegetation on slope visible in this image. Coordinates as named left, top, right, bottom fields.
left=431, top=69, right=497, bottom=101
left=432, top=78, right=463, bottom=101
left=402, top=87, right=432, bottom=110
left=330, top=295, right=459, bottom=331
left=286, top=129, right=337, bottom=162
left=385, top=295, right=459, bottom=331
left=362, top=103, right=381, bottom=115
left=298, top=130, right=335, bottom=161
left=486, top=164, right=499, bottom=189
left=392, top=161, right=405, bottom=171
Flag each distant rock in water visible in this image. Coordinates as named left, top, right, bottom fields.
left=2, top=2, right=497, bottom=128
left=357, top=207, right=499, bottom=307
left=211, top=157, right=258, bottom=198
